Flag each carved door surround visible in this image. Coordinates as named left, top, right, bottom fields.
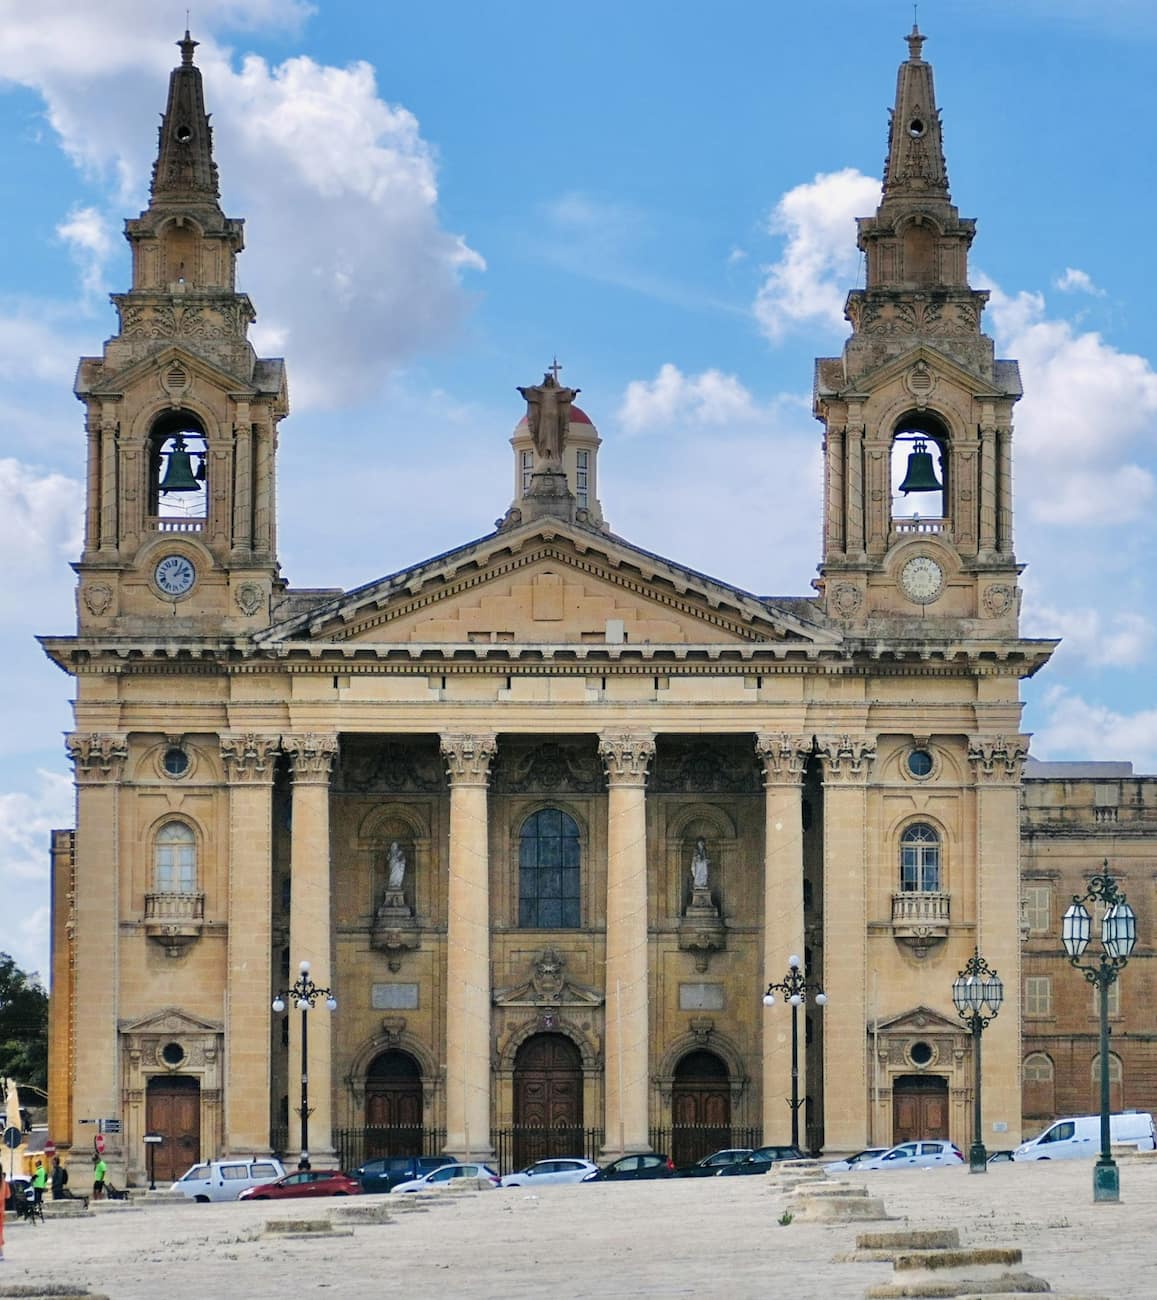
left=870, top=1005, right=971, bottom=1148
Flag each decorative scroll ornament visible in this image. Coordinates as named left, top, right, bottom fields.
left=967, top=734, right=1030, bottom=783
left=754, top=733, right=810, bottom=783
left=491, top=741, right=604, bottom=794
left=493, top=949, right=603, bottom=1008
left=282, top=733, right=339, bottom=781
left=66, top=733, right=129, bottom=780
left=337, top=742, right=444, bottom=793
left=650, top=740, right=760, bottom=794
left=815, top=734, right=877, bottom=780
left=830, top=583, right=863, bottom=618
left=597, top=733, right=655, bottom=783
left=220, top=733, right=279, bottom=782
left=235, top=582, right=265, bottom=616
left=982, top=583, right=1017, bottom=617
left=440, top=733, right=497, bottom=784
left=82, top=582, right=114, bottom=616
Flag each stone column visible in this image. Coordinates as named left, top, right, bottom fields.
left=83, top=412, right=101, bottom=553
left=825, top=424, right=846, bottom=558
left=231, top=403, right=253, bottom=556
left=816, top=734, right=876, bottom=1150
left=440, top=733, right=498, bottom=1160
left=221, top=734, right=278, bottom=1153
left=253, top=411, right=274, bottom=561
left=996, top=425, right=1014, bottom=555
left=845, top=412, right=865, bottom=558
left=969, top=734, right=1030, bottom=1148
left=65, top=733, right=128, bottom=1153
left=283, top=733, right=339, bottom=1159
left=99, top=408, right=118, bottom=552
left=978, top=418, right=997, bottom=555
left=598, top=733, right=655, bottom=1155
left=755, top=734, right=808, bottom=1145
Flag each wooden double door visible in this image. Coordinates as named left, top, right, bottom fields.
left=671, top=1049, right=731, bottom=1167
left=365, top=1050, right=424, bottom=1157
left=513, top=1033, right=583, bottom=1167
left=892, top=1075, right=949, bottom=1143
left=145, top=1075, right=200, bottom=1183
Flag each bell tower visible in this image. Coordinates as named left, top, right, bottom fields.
left=814, top=26, right=1021, bottom=630
left=73, top=32, right=287, bottom=632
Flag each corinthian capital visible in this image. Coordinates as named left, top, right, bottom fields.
left=220, top=733, right=279, bottom=783
left=754, top=733, right=809, bottom=784
left=282, top=733, right=339, bottom=783
left=440, top=733, right=497, bottom=785
left=598, top=733, right=655, bottom=785
left=66, top=732, right=129, bottom=782
left=968, top=734, right=1030, bottom=783
left=815, top=734, right=877, bottom=781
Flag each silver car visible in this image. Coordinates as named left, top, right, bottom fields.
left=858, top=1140, right=964, bottom=1171
left=499, top=1158, right=599, bottom=1188
left=823, top=1147, right=887, bottom=1173
left=391, top=1161, right=500, bottom=1192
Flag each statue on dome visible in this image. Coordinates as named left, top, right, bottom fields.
left=518, top=366, right=580, bottom=472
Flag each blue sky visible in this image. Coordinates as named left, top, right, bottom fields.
left=1, top=0, right=1156, bottom=979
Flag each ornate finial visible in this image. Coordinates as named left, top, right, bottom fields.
left=906, top=22, right=925, bottom=62
left=548, top=356, right=562, bottom=384
left=179, top=28, right=198, bottom=66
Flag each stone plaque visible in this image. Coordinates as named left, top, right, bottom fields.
left=372, top=983, right=419, bottom=1010
left=679, top=983, right=724, bottom=1011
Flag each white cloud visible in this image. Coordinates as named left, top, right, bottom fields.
left=0, top=2, right=483, bottom=408
left=754, top=168, right=881, bottom=342
left=0, top=769, right=74, bottom=978
left=1054, top=267, right=1104, bottom=296
left=56, top=206, right=114, bottom=297
left=618, top=363, right=762, bottom=434
left=1022, top=603, right=1151, bottom=669
left=0, top=459, right=83, bottom=583
left=1033, top=687, right=1157, bottom=773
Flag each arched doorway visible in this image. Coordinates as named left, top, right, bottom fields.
left=671, top=1049, right=730, bottom=1167
left=512, top=1033, right=583, bottom=1167
left=365, top=1050, right=424, bottom=1157
left=892, top=1074, right=949, bottom=1143
left=145, top=1075, right=200, bottom=1183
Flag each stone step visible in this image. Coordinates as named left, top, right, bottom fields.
left=788, top=1183, right=869, bottom=1198
left=793, top=1193, right=891, bottom=1222
left=866, top=1271, right=1052, bottom=1298
left=859, top=1231, right=961, bottom=1252
left=260, top=1218, right=353, bottom=1239
left=894, top=1248, right=1025, bottom=1276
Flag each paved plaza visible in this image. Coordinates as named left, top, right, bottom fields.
left=2, top=1157, right=1153, bottom=1298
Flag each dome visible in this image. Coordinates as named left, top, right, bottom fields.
left=512, top=404, right=595, bottom=436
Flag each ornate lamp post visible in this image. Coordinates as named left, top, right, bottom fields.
left=272, top=960, right=337, bottom=1169
left=951, top=948, right=1004, bottom=1174
left=762, top=955, right=827, bottom=1150
left=1061, top=863, right=1137, bottom=1203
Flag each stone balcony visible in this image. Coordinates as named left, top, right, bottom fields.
left=144, top=890, right=205, bottom=957
left=891, top=890, right=950, bottom=957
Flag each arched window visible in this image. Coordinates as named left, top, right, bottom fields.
left=900, top=823, right=940, bottom=892
left=149, top=409, right=208, bottom=523
left=1023, top=1053, right=1054, bottom=1083
left=519, top=808, right=580, bottom=928
left=155, top=822, right=197, bottom=893
left=891, top=409, right=949, bottom=524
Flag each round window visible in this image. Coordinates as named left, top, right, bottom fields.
left=161, top=1041, right=186, bottom=1066
left=175, top=125, right=193, bottom=143
left=163, top=747, right=190, bottom=777
left=910, top=1041, right=933, bottom=1066
left=908, top=118, right=925, bottom=138
left=907, top=749, right=934, bottom=778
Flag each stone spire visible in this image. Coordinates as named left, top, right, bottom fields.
left=882, top=24, right=949, bottom=201
left=149, top=30, right=221, bottom=207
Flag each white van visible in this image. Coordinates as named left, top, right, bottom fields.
left=171, top=1156, right=285, bottom=1201
left=1014, top=1113, right=1156, bottom=1161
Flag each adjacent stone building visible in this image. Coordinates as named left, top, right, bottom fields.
left=44, top=29, right=1068, bottom=1183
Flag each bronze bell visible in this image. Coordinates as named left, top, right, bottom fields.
left=897, top=438, right=942, bottom=494
left=158, top=435, right=202, bottom=493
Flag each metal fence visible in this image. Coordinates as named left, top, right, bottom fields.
left=492, top=1126, right=604, bottom=1173
left=649, top=1124, right=763, bottom=1168
left=333, top=1127, right=447, bottom=1171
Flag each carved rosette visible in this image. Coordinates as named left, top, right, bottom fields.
left=439, top=733, right=497, bottom=786
left=815, top=734, right=877, bottom=782
left=597, top=733, right=655, bottom=786
left=220, top=733, right=279, bottom=783
left=754, top=733, right=809, bottom=786
left=967, top=734, right=1030, bottom=784
left=282, top=733, right=339, bottom=784
left=66, top=732, right=129, bottom=782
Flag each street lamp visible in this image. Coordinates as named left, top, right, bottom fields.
left=1060, top=862, right=1137, bottom=1203
left=762, top=954, right=827, bottom=1151
left=272, top=959, right=337, bottom=1169
left=951, top=948, right=1004, bottom=1174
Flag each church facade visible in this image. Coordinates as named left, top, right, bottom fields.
left=43, top=30, right=1058, bottom=1184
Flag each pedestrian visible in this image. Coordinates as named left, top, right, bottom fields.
left=92, top=1153, right=107, bottom=1201
left=31, top=1159, right=46, bottom=1207
left=0, top=1166, right=6, bottom=1262
left=50, top=1157, right=68, bottom=1201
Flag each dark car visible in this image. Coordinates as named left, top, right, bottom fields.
left=582, top=1153, right=676, bottom=1182
left=353, top=1155, right=451, bottom=1195
left=238, top=1169, right=360, bottom=1200
left=987, top=1149, right=1016, bottom=1164
left=675, top=1148, right=754, bottom=1177
left=716, top=1144, right=805, bottom=1176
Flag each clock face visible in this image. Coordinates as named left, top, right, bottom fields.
left=900, top=555, right=944, bottom=603
left=154, top=554, right=196, bottom=597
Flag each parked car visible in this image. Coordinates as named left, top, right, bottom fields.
left=823, top=1148, right=888, bottom=1173
left=499, top=1158, right=599, bottom=1188
left=858, top=1140, right=964, bottom=1171
left=392, top=1162, right=500, bottom=1193
left=986, top=1149, right=1016, bottom=1164
left=353, top=1155, right=452, bottom=1195
left=171, top=1157, right=286, bottom=1202
left=716, top=1144, right=805, bottom=1176
left=238, top=1169, right=360, bottom=1201
left=1013, top=1112, right=1156, bottom=1161
left=582, top=1153, right=675, bottom=1182
left=675, top=1148, right=753, bottom=1177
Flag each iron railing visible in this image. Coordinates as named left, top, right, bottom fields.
left=493, top=1126, right=604, bottom=1173
left=650, top=1123, right=763, bottom=1168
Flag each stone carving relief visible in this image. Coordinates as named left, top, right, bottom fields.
left=597, top=734, right=655, bottom=784
left=440, top=733, right=498, bottom=784
left=650, top=740, right=759, bottom=794
left=336, top=742, right=445, bottom=794
left=491, top=741, right=604, bottom=794
left=66, top=733, right=129, bottom=780
left=754, top=733, right=810, bottom=783
left=517, top=371, right=580, bottom=472
left=850, top=297, right=978, bottom=338
left=815, top=734, right=877, bottom=780
left=967, top=734, right=1030, bottom=783
left=493, top=949, right=603, bottom=1008
left=235, top=582, right=265, bottom=616
left=116, top=298, right=250, bottom=341
left=982, top=583, right=1017, bottom=617
left=82, top=582, right=114, bottom=616
left=372, top=840, right=418, bottom=972
left=282, top=733, right=339, bottom=782
left=220, top=733, right=278, bottom=783
left=830, top=583, right=863, bottom=619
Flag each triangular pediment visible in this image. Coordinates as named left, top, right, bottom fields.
left=846, top=344, right=1020, bottom=402
left=874, top=1005, right=963, bottom=1036
left=118, top=1006, right=223, bottom=1035
left=256, top=519, right=841, bottom=651
left=79, top=343, right=267, bottom=402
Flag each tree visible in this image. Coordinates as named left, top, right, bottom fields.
left=0, top=953, right=48, bottom=1091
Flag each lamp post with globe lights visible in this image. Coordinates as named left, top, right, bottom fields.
left=951, top=948, right=1004, bottom=1173
left=762, top=955, right=826, bottom=1150
left=272, top=960, right=337, bottom=1169
left=1061, top=863, right=1137, bottom=1203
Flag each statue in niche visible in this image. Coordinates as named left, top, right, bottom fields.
left=690, top=837, right=710, bottom=891
left=386, top=841, right=407, bottom=892
left=517, top=369, right=580, bottom=472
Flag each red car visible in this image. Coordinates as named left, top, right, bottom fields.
left=238, top=1170, right=361, bottom=1200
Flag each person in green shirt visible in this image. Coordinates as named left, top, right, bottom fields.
left=31, top=1160, right=47, bottom=1207
left=92, top=1155, right=107, bottom=1201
